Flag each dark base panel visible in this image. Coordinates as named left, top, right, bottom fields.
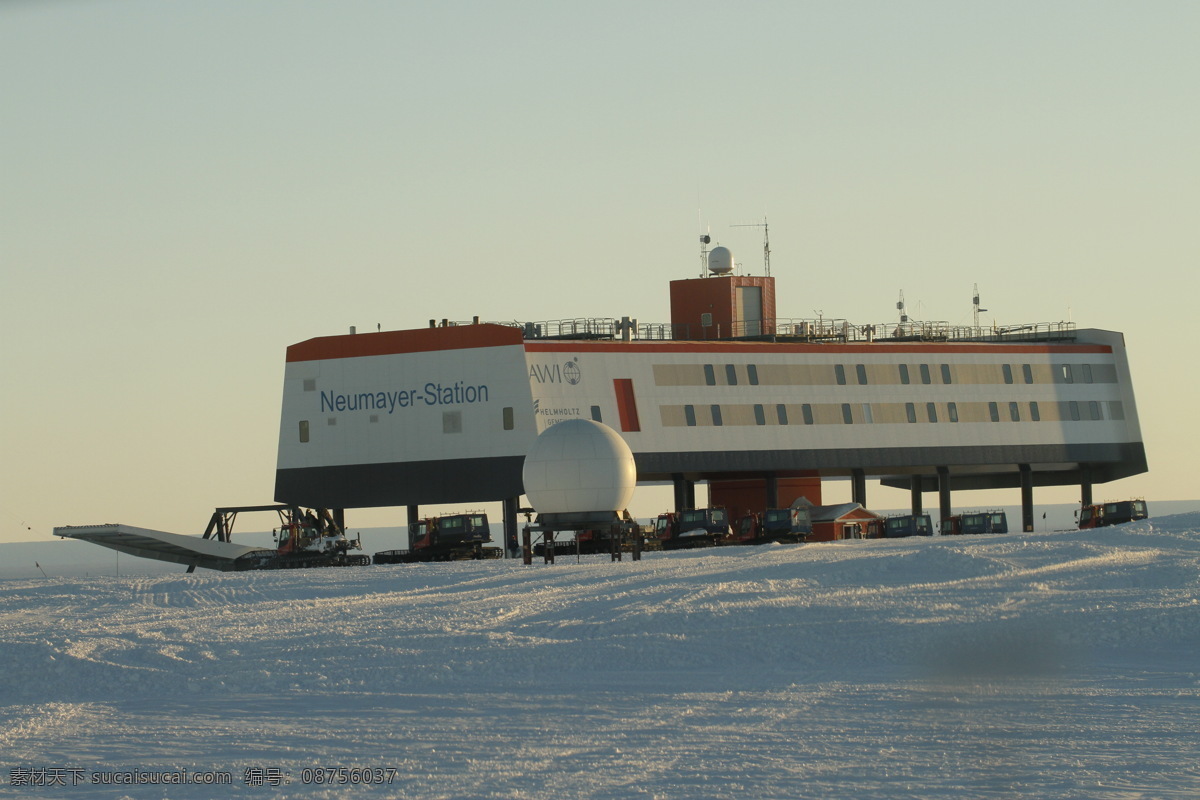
left=635, top=442, right=1148, bottom=488
left=274, top=442, right=1146, bottom=509
left=275, top=456, right=526, bottom=509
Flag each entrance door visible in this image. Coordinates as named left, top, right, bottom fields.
left=735, top=286, right=763, bottom=337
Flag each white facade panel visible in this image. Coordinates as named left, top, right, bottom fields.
left=523, top=336, right=1141, bottom=458
left=278, top=343, right=536, bottom=471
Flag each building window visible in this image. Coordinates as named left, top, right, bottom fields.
left=920, top=364, right=932, bottom=385
left=906, top=403, right=917, bottom=423
left=947, top=402, right=959, bottom=422
left=725, top=364, right=738, bottom=386
left=703, top=365, right=716, bottom=386
left=711, top=405, right=723, bottom=426
left=1082, top=364, right=1094, bottom=384
left=989, top=402, right=1000, bottom=422
left=685, top=405, right=697, bottom=426
left=856, top=364, right=868, bottom=385
left=926, top=402, right=938, bottom=423
left=1023, top=364, right=1034, bottom=384
left=862, top=403, right=874, bottom=423
left=747, top=364, right=759, bottom=385
left=503, top=407, right=515, bottom=430
left=940, top=364, right=952, bottom=384
left=841, top=404, right=853, bottom=424
left=1109, top=401, right=1125, bottom=420
left=835, top=364, right=847, bottom=385
left=1002, top=364, right=1013, bottom=384
left=590, top=405, right=602, bottom=422
left=299, top=420, right=310, bottom=443
left=443, top=411, right=462, bottom=433
left=1069, top=401, right=1081, bottom=421
left=777, top=404, right=789, bottom=425
left=1009, top=402, right=1020, bottom=422
left=802, top=404, right=814, bottom=425
left=1030, top=401, right=1041, bottom=422
left=899, top=364, right=910, bottom=385
left=753, top=404, right=766, bottom=425
left=1061, top=364, right=1074, bottom=384
left=1089, top=400, right=1102, bottom=420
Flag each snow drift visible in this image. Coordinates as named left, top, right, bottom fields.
left=2, top=516, right=1199, bottom=799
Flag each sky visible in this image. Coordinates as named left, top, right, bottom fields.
left=3, top=1, right=1198, bottom=544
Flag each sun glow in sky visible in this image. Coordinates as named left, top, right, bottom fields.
left=3, top=1, right=1198, bottom=543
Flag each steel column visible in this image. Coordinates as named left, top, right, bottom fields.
left=672, top=474, right=687, bottom=511
left=937, top=467, right=951, bottom=530
left=851, top=468, right=867, bottom=507
left=503, top=496, right=520, bottom=558
left=673, top=474, right=696, bottom=510
left=764, top=473, right=779, bottom=510
left=1020, top=464, right=1035, bottom=532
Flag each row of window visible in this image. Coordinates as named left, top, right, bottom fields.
left=299, top=394, right=1121, bottom=441
left=665, top=399, right=1125, bottom=428
left=657, top=361, right=1119, bottom=388
left=299, top=406, right=522, bottom=442
left=299, top=403, right=611, bottom=442
left=888, top=362, right=1105, bottom=386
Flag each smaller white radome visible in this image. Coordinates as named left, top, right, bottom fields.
left=522, top=419, right=636, bottom=515
left=707, top=245, right=734, bottom=274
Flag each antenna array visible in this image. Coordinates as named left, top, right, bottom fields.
left=732, top=216, right=771, bottom=276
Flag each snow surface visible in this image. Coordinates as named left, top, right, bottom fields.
left=3, top=516, right=1199, bottom=799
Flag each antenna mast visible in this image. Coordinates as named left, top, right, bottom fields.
left=972, top=283, right=987, bottom=330
left=697, top=209, right=712, bottom=278
left=733, top=215, right=770, bottom=276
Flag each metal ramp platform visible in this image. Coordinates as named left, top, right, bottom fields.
left=54, top=524, right=271, bottom=572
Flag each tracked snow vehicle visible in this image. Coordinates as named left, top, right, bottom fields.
left=373, top=512, right=502, bottom=564
left=233, top=508, right=370, bottom=570
left=656, top=507, right=731, bottom=549
left=881, top=513, right=934, bottom=538
left=735, top=506, right=813, bottom=544
left=1077, top=499, right=1149, bottom=529
left=941, top=510, right=1009, bottom=535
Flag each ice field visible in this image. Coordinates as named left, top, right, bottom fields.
left=2, top=515, right=1199, bottom=799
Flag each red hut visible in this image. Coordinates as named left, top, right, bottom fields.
left=807, top=503, right=883, bottom=542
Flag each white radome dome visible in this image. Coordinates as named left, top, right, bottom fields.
left=707, top=245, right=734, bottom=275
left=522, top=419, right=636, bottom=515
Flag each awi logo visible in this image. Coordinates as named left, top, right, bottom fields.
left=529, top=358, right=582, bottom=385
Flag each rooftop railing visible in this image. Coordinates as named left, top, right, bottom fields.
left=437, top=316, right=1076, bottom=344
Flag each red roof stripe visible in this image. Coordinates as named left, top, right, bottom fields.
left=285, top=324, right=524, bottom=363
left=287, top=324, right=1113, bottom=362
